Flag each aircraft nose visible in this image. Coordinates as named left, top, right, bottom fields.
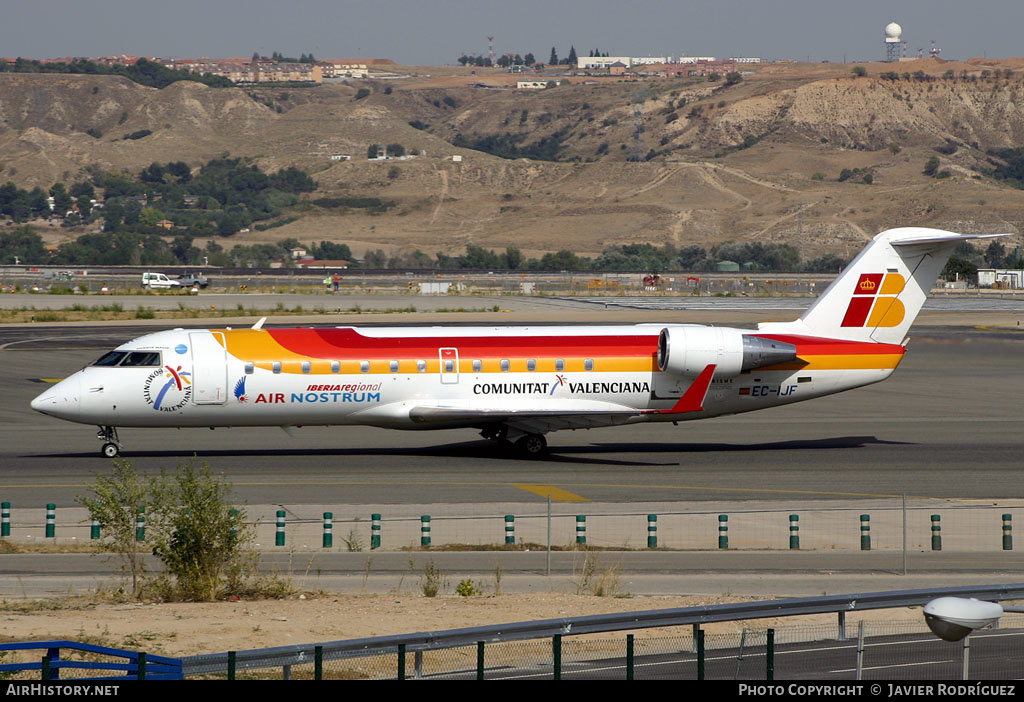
left=30, top=375, right=80, bottom=418
left=30, top=386, right=57, bottom=413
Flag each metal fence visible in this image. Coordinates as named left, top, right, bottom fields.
left=180, top=620, right=1024, bottom=681
left=181, top=584, right=1024, bottom=681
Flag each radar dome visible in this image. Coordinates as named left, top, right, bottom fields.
left=885, top=22, right=902, bottom=39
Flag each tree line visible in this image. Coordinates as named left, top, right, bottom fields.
left=0, top=57, right=232, bottom=89
left=0, top=158, right=316, bottom=266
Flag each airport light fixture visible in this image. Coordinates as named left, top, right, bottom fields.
left=923, top=597, right=1024, bottom=641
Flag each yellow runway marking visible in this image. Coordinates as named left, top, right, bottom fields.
left=513, top=484, right=589, bottom=502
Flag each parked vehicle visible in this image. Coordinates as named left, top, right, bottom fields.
left=174, top=273, right=210, bottom=289
left=141, top=272, right=181, bottom=289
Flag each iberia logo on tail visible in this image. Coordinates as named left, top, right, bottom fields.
left=841, top=273, right=906, bottom=328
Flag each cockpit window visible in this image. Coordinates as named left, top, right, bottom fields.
left=121, top=352, right=161, bottom=367
left=92, top=351, right=127, bottom=367
left=91, top=351, right=161, bottom=367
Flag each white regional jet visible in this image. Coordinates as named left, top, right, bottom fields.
left=31, top=228, right=1000, bottom=458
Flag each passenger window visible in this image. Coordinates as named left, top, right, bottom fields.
left=444, top=360, right=455, bottom=372
left=272, top=362, right=282, bottom=374
left=417, top=360, right=427, bottom=373
left=472, top=360, right=482, bottom=372
left=244, top=362, right=254, bottom=374
left=360, top=361, right=370, bottom=373
left=585, top=359, right=594, bottom=371
left=555, top=359, right=565, bottom=371
left=527, top=359, right=536, bottom=371
left=301, top=361, right=311, bottom=374
left=390, top=361, right=399, bottom=373
left=331, top=361, right=340, bottom=374
left=500, top=359, right=510, bottom=372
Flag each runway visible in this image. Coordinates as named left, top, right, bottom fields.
left=3, top=317, right=1022, bottom=509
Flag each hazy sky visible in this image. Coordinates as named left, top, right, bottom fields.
left=2, top=1, right=1022, bottom=65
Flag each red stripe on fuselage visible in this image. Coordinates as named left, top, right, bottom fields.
left=265, top=328, right=659, bottom=360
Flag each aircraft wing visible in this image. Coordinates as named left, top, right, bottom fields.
left=407, top=364, right=716, bottom=432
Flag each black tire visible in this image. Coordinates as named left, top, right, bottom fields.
left=515, top=434, right=547, bottom=457
left=102, top=442, right=120, bottom=458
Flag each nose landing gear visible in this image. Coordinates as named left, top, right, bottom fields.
left=97, top=426, right=122, bottom=458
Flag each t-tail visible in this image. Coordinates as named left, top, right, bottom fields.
left=758, top=227, right=1008, bottom=345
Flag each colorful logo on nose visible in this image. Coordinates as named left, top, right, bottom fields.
left=143, top=365, right=192, bottom=411
left=841, top=273, right=906, bottom=328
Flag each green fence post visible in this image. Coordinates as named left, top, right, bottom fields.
left=137, top=651, right=146, bottom=681
left=931, top=514, right=942, bottom=551
left=718, top=514, right=728, bottom=549
left=2, top=502, right=9, bottom=537
left=371, top=513, right=381, bottom=549
left=576, top=515, right=586, bottom=546
left=697, top=628, right=705, bottom=680
left=315, top=645, right=323, bottom=680
left=227, top=651, right=236, bottom=681
left=767, top=628, right=775, bottom=680
left=621, top=633, right=632, bottom=681
left=505, top=515, right=515, bottom=545
left=789, top=514, right=800, bottom=549
left=398, top=644, right=406, bottom=680
left=276, top=510, right=286, bottom=547
left=229, top=509, right=238, bottom=538
left=41, top=656, right=51, bottom=681
left=323, top=512, right=333, bottom=548
left=553, top=635, right=562, bottom=680
left=647, top=514, right=658, bottom=548
left=860, top=514, right=871, bottom=551
left=45, top=503, right=55, bottom=538
left=135, top=506, right=145, bottom=542
left=420, top=515, right=431, bottom=546
left=1003, top=514, right=1013, bottom=551
left=477, top=641, right=485, bottom=680
left=91, top=518, right=100, bottom=540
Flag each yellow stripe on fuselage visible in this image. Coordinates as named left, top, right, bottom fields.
left=763, top=354, right=904, bottom=372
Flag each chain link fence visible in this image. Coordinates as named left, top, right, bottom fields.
left=185, top=615, right=1024, bottom=680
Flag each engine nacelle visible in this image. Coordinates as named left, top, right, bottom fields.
left=657, top=327, right=797, bottom=379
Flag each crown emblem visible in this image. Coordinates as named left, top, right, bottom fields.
left=859, top=279, right=877, bottom=291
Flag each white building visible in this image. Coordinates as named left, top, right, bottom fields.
left=577, top=56, right=632, bottom=70
left=978, top=269, right=1024, bottom=288
left=677, top=56, right=716, bottom=64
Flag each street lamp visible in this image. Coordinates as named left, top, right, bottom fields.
left=924, top=596, right=1023, bottom=641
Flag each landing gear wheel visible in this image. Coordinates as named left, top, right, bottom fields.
left=514, top=433, right=547, bottom=457
left=96, top=426, right=121, bottom=458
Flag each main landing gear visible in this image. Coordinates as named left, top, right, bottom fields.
left=97, top=426, right=121, bottom=458
left=513, top=433, right=547, bottom=457
left=481, top=426, right=548, bottom=458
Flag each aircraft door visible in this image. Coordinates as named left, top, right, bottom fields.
left=189, top=331, right=228, bottom=404
left=439, top=347, right=459, bottom=384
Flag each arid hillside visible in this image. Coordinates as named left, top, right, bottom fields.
left=2, top=58, right=1023, bottom=260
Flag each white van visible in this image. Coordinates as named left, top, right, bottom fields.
left=141, top=272, right=181, bottom=289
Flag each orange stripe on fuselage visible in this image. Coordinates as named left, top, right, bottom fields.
left=210, top=329, right=904, bottom=375
left=752, top=333, right=905, bottom=371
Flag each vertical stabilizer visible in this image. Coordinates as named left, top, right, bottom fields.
left=759, top=228, right=1007, bottom=344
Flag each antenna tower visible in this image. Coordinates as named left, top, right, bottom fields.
left=487, top=36, right=495, bottom=66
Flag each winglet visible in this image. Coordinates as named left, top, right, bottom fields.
left=655, top=364, right=716, bottom=415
